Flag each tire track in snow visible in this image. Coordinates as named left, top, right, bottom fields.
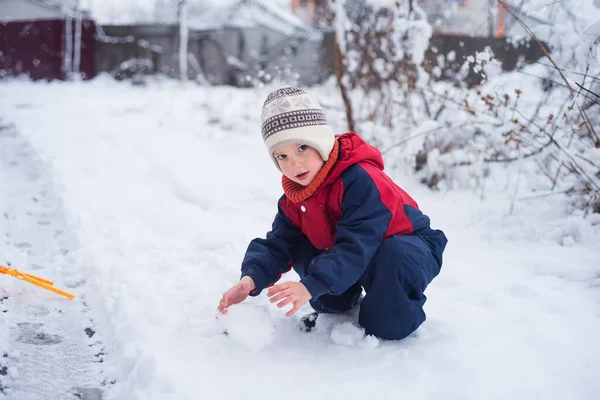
left=0, top=122, right=105, bottom=400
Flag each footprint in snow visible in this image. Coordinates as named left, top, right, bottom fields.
left=70, top=387, right=103, bottom=400
left=25, top=304, right=50, bottom=317
left=16, top=323, right=63, bottom=345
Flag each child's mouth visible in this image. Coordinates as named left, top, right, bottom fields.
left=295, top=172, right=309, bottom=181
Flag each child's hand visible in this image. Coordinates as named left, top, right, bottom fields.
left=218, top=276, right=255, bottom=314
left=267, top=282, right=312, bottom=317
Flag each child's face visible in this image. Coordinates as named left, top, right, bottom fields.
left=273, top=143, right=325, bottom=186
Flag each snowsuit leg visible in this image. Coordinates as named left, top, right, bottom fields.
left=292, top=236, right=362, bottom=314
left=358, top=234, right=443, bottom=340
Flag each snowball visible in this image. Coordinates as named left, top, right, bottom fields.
left=330, top=322, right=366, bottom=347
left=216, top=303, right=274, bottom=351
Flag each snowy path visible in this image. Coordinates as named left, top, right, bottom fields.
left=0, top=122, right=105, bottom=399
left=0, top=80, right=598, bottom=400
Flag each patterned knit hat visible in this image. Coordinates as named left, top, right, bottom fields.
left=261, top=86, right=335, bottom=170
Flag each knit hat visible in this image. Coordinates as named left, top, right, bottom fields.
left=261, top=86, right=335, bottom=170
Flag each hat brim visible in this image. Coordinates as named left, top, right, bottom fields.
left=267, top=125, right=335, bottom=172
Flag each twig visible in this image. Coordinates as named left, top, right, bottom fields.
left=498, top=1, right=570, bottom=92
left=511, top=90, right=521, bottom=121
left=497, top=0, right=600, bottom=147
left=494, top=91, right=507, bottom=121
left=574, top=153, right=599, bottom=167
left=530, top=82, right=561, bottom=130
left=483, top=139, right=552, bottom=163
left=511, top=71, right=600, bottom=105
left=433, top=104, right=446, bottom=121
left=509, top=148, right=525, bottom=215
left=578, top=65, right=589, bottom=100
left=381, top=122, right=471, bottom=155
left=516, top=189, right=573, bottom=201
left=535, top=158, right=555, bottom=182
left=404, top=89, right=418, bottom=126
left=334, top=37, right=355, bottom=132
left=509, top=68, right=599, bottom=103
left=532, top=61, right=600, bottom=81
left=419, top=89, right=432, bottom=119
left=575, top=82, right=600, bottom=101
left=551, top=162, right=564, bottom=191
left=448, top=134, right=552, bottom=167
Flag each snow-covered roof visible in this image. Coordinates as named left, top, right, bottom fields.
left=24, top=0, right=62, bottom=9
left=1, top=0, right=88, bottom=21
left=188, top=0, right=319, bottom=38
left=26, top=0, right=81, bottom=17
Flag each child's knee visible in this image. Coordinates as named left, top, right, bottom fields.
left=357, top=235, right=438, bottom=340
left=381, top=235, right=439, bottom=284
left=364, top=235, right=431, bottom=292
left=359, top=302, right=425, bottom=340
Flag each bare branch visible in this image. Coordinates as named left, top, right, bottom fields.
left=497, top=0, right=600, bottom=147
left=381, top=122, right=472, bottom=155
left=334, top=36, right=355, bottom=132
left=575, top=82, right=600, bottom=102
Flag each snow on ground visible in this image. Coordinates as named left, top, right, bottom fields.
left=0, top=119, right=105, bottom=399
left=0, top=77, right=599, bottom=400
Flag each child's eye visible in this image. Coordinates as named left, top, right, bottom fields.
left=298, top=145, right=308, bottom=152
left=276, top=154, right=287, bottom=161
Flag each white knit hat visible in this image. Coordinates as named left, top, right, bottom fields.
left=261, top=86, right=335, bottom=171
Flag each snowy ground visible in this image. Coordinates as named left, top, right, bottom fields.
left=1, top=78, right=599, bottom=400
left=0, top=119, right=105, bottom=398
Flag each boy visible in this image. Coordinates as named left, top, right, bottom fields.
left=218, top=86, right=447, bottom=340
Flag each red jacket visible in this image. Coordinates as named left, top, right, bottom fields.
left=280, top=132, right=428, bottom=250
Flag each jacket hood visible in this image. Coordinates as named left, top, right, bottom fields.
left=325, top=132, right=385, bottom=184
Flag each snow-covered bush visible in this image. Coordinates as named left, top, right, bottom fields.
left=412, top=1, right=600, bottom=213
left=331, top=0, right=600, bottom=213
left=331, top=0, right=432, bottom=134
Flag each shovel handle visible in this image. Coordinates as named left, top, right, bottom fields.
left=0, top=264, right=75, bottom=299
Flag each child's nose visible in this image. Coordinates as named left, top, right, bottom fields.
left=291, top=158, right=302, bottom=168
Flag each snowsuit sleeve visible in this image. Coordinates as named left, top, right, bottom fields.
left=241, top=196, right=301, bottom=296
left=300, top=164, right=393, bottom=298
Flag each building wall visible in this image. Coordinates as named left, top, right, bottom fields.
left=291, top=0, right=316, bottom=25
left=423, top=0, right=546, bottom=38
left=97, top=25, right=204, bottom=80
left=97, top=24, right=326, bottom=86
left=422, top=34, right=546, bottom=86
left=0, top=0, right=64, bottom=21
left=452, top=0, right=491, bottom=35
left=316, top=31, right=546, bottom=87
left=0, top=19, right=96, bottom=80
left=204, top=26, right=325, bottom=85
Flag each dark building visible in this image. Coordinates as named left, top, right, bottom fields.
left=0, top=0, right=96, bottom=80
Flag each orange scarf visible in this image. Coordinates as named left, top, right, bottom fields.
left=282, top=140, right=340, bottom=204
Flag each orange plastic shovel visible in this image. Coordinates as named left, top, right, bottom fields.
left=0, top=264, right=75, bottom=299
